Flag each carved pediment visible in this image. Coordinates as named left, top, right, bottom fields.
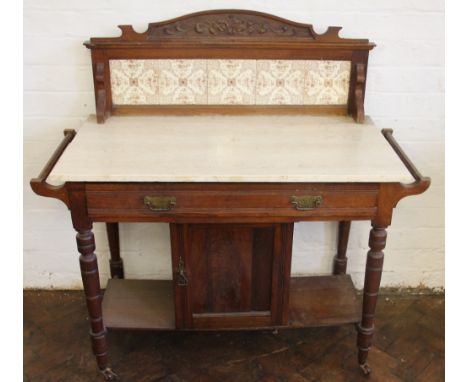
left=86, top=9, right=373, bottom=47
left=147, top=11, right=314, bottom=39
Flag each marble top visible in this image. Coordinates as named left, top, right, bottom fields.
left=47, top=115, right=414, bottom=184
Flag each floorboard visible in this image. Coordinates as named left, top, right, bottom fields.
left=24, top=290, right=444, bottom=382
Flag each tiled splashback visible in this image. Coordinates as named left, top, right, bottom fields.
left=110, top=59, right=351, bottom=106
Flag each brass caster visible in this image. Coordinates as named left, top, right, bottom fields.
left=100, top=367, right=119, bottom=381
left=359, top=362, right=371, bottom=375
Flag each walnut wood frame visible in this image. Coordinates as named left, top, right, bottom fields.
left=30, top=10, right=429, bottom=380
left=31, top=129, right=430, bottom=378
left=84, top=9, right=375, bottom=123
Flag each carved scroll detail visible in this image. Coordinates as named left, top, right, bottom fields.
left=149, top=12, right=309, bottom=39
left=161, top=15, right=297, bottom=37
left=354, top=63, right=366, bottom=123
left=94, top=62, right=107, bottom=123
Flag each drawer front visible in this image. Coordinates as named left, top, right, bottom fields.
left=86, top=183, right=379, bottom=221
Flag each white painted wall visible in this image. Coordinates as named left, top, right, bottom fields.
left=23, top=0, right=444, bottom=289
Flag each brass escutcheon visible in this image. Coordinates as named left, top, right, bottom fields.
left=290, top=195, right=322, bottom=211
left=144, top=196, right=176, bottom=212
left=177, top=256, right=188, bottom=286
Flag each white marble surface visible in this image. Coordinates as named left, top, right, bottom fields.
left=47, top=115, right=414, bottom=184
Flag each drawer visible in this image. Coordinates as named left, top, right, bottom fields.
left=86, top=183, right=379, bottom=222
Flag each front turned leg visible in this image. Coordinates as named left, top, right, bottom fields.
left=77, top=228, right=118, bottom=380
left=357, top=226, right=387, bottom=375
left=106, top=223, right=124, bottom=279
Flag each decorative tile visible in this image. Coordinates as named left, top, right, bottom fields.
left=256, top=60, right=305, bottom=105
left=159, top=60, right=207, bottom=104
left=109, top=59, right=352, bottom=106
left=304, top=60, right=351, bottom=105
left=110, top=60, right=159, bottom=105
left=207, top=60, right=256, bottom=104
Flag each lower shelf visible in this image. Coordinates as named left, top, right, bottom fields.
left=102, top=279, right=175, bottom=330
left=288, top=275, right=361, bottom=327
left=102, top=275, right=361, bottom=330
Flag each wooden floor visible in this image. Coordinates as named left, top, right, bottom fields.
left=24, top=290, right=444, bottom=382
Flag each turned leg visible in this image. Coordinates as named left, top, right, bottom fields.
left=333, top=221, right=351, bottom=275
left=106, top=223, right=124, bottom=279
left=356, top=225, right=387, bottom=375
left=77, top=227, right=118, bottom=380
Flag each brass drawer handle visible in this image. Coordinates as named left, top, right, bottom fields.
left=290, top=195, right=322, bottom=211
left=144, top=196, right=176, bottom=212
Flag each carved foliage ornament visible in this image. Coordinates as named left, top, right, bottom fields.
left=146, top=12, right=315, bottom=40
left=159, top=15, right=298, bottom=37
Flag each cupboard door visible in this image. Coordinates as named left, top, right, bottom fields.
left=170, top=223, right=293, bottom=329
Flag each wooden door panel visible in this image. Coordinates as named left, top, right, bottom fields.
left=170, top=223, right=293, bottom=329
left=251, top=227, right=274, bottom=311
left=189, top=225, right=274, bottom=314
left=189, top=225, right=253, bottom=314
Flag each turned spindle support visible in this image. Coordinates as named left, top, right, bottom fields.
left=357, top=225, right=387, bottom=375
left=76, top=227, right=118, bottom=380
left=106, top=223, right=124, bottom=279
left=333, top=221, right=351, bottom=275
